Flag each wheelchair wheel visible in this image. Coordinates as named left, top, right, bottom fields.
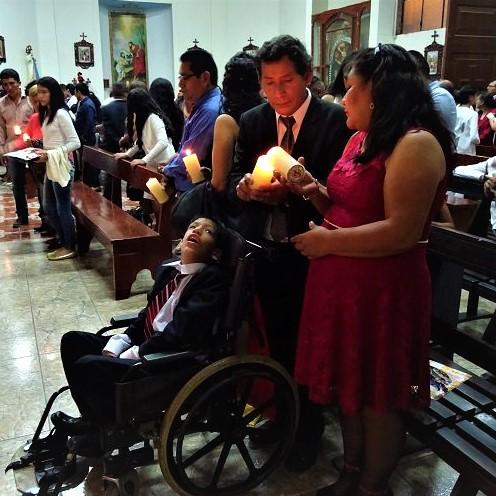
left=159, top=355, right=299, bottom=496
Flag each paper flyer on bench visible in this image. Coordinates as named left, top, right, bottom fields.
left=430, top=360, right=471, bottom=400
left=4, top=148, right=39, bottom=161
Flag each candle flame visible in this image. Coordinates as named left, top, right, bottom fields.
left=14, top=125, right=22, bottom=135
left=185, top=148, right=192, bottom=156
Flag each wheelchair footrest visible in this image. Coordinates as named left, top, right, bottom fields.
left=9, top=441, right=89, bottom=496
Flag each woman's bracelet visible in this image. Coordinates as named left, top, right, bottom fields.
left=303, top=178, right=320, bottom=201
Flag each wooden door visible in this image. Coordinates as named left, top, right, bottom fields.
left=444, top=0, right=496, bottom=89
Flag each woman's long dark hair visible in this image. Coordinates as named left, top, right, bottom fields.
left=126, top=87, right=163, bottom=151
left=37, top=76, right=68, bottom=125
left=350, top=44, right=453, bottom=168
left=222, top=52, right=263, bottom=124
left=149, top=78, right=184, bottom=150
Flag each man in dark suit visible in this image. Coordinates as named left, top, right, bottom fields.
left=233, top=34, right=351, bottom=472
left=100, top=83, right=128, bottom=199
left=53, top=217, right=227, bottom=444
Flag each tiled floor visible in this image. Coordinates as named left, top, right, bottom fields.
left=0, top=181, right=491, bottom=495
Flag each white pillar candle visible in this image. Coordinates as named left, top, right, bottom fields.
left=183, top=151, right=204, bottom=183
left=267, top=146, right=306, bottom=183
left=146, top=177, right=169, bottom=204
left=251, top=155, right=274, bottom=189
left=23, top=133, right=31, bottom=143
left=13, top=125, right=22, bottom=136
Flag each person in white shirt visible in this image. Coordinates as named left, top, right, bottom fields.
left=34, top=77, right=80, bottom=261
left=453, top=156, right=496, bottom=232
left=454, top=88, right=479, bottom=155
left=114, top=87, right=175, bottom=167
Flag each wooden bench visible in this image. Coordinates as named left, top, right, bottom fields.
left=476, top=144, right=496, bottom=157
left=72, top=146, right=173, bottom=300
left=405, top=226, right=496, bottom=496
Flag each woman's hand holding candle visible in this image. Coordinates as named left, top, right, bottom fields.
left=266, top=146, right=306, bottom=182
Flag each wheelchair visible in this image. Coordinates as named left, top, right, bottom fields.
left=6, top=230, right=299, bottom=496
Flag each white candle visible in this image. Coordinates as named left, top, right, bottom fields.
left=183, top=151, right=204, bottom=183
left=23, top=133, right=31, bottom=143
left=13, top=125, right=22, bottom=136
left=267, top=146, right=306, bottom=183
left=146, top=177, right=169, bottom=204
left=251, top=155, right=274, bottom=189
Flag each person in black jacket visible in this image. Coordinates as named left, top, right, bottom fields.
left=232, top=34, right=352, bottom=473
left=54, top=217, right=227, bottom=440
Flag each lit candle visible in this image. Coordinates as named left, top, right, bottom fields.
left=183, top=150, right=204, bottom=183
left=266, top=146, right=306, bottom=183
left=251, top=155, right=274, bottom=189
left=13, top=125, right=22, bottom=136
left=146, top=177, right=169, bottom=204
left=23, top=133, right=31, bottom=143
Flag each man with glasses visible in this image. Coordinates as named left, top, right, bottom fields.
left=164, top=48, right=221, bottom=192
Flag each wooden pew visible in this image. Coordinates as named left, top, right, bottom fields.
left=405, top=226, right=496, bottom=496
left=72, top=146, right=173, bottom=300
left=476, top=144, right=496, bottom=157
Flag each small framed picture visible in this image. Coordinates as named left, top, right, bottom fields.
left=424, top=40, right=443, bottom=80
left=0, top=36, right=6, bottom=64
left=426, top=50, right=439, bottom=76
left=74, top=39, right=94, bottom=69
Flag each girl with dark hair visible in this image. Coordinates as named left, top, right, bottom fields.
left=322, top=52, right=357, bottom=105
left=149, top=78, right=184, bottom=151
left=475, top=91, right=496, bottom=146
left=211, top=51, right=262, bottom=192
left=290, top=44, right=452, bottom=496
left=114, top=87, right=175, bottom=167
left=35, top=76, right=80, bottom=261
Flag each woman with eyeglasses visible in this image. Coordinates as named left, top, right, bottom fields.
left=289, top=44, right=452, bottom=496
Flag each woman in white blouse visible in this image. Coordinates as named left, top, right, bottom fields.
left=34, top=77, right=80, bottom=261
left=114, top=87, right=175, bottom=167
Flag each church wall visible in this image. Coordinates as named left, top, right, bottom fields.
left=0, top=0, right=41, bottom=86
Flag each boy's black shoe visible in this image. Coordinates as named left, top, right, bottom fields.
left=51, top=411, right=96, bottom=435
left=67, top=433, right=103, bottom=458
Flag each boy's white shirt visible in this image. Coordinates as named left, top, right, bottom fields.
left=103, top=260, right=206, bottom=359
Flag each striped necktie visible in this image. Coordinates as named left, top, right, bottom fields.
left=280, top=116, right=296, bottom=153
left=144, top=271, right=186, bottom=338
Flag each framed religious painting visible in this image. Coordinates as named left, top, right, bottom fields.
left=0, top=36, right=6, bottom=64
left=424, top=39, right=444, bottom=80
left=74, top=35, right=94, bottom=69
left=109, top=12, right=148, bottom=87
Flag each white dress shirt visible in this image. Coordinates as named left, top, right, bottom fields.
left=103, top=260, right=206, bottom=360
left=274, top=88, right=312, bottom=146
left=455, top=105, right=479, bottom=155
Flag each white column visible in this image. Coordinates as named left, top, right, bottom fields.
left=369, top=0, right=397, bottom=46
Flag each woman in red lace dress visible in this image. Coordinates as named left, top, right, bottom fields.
left=290, top=45, right=453, bottom=496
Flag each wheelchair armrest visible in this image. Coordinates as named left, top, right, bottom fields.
left=141, top=350, right=202, bottom=367
left=110, top=312, right=139, bottom=327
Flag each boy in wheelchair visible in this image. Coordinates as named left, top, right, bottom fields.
left=53, top=216, right=228, bottom=456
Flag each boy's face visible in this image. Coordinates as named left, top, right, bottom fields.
left=181, top=218, right=218, bottom=263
